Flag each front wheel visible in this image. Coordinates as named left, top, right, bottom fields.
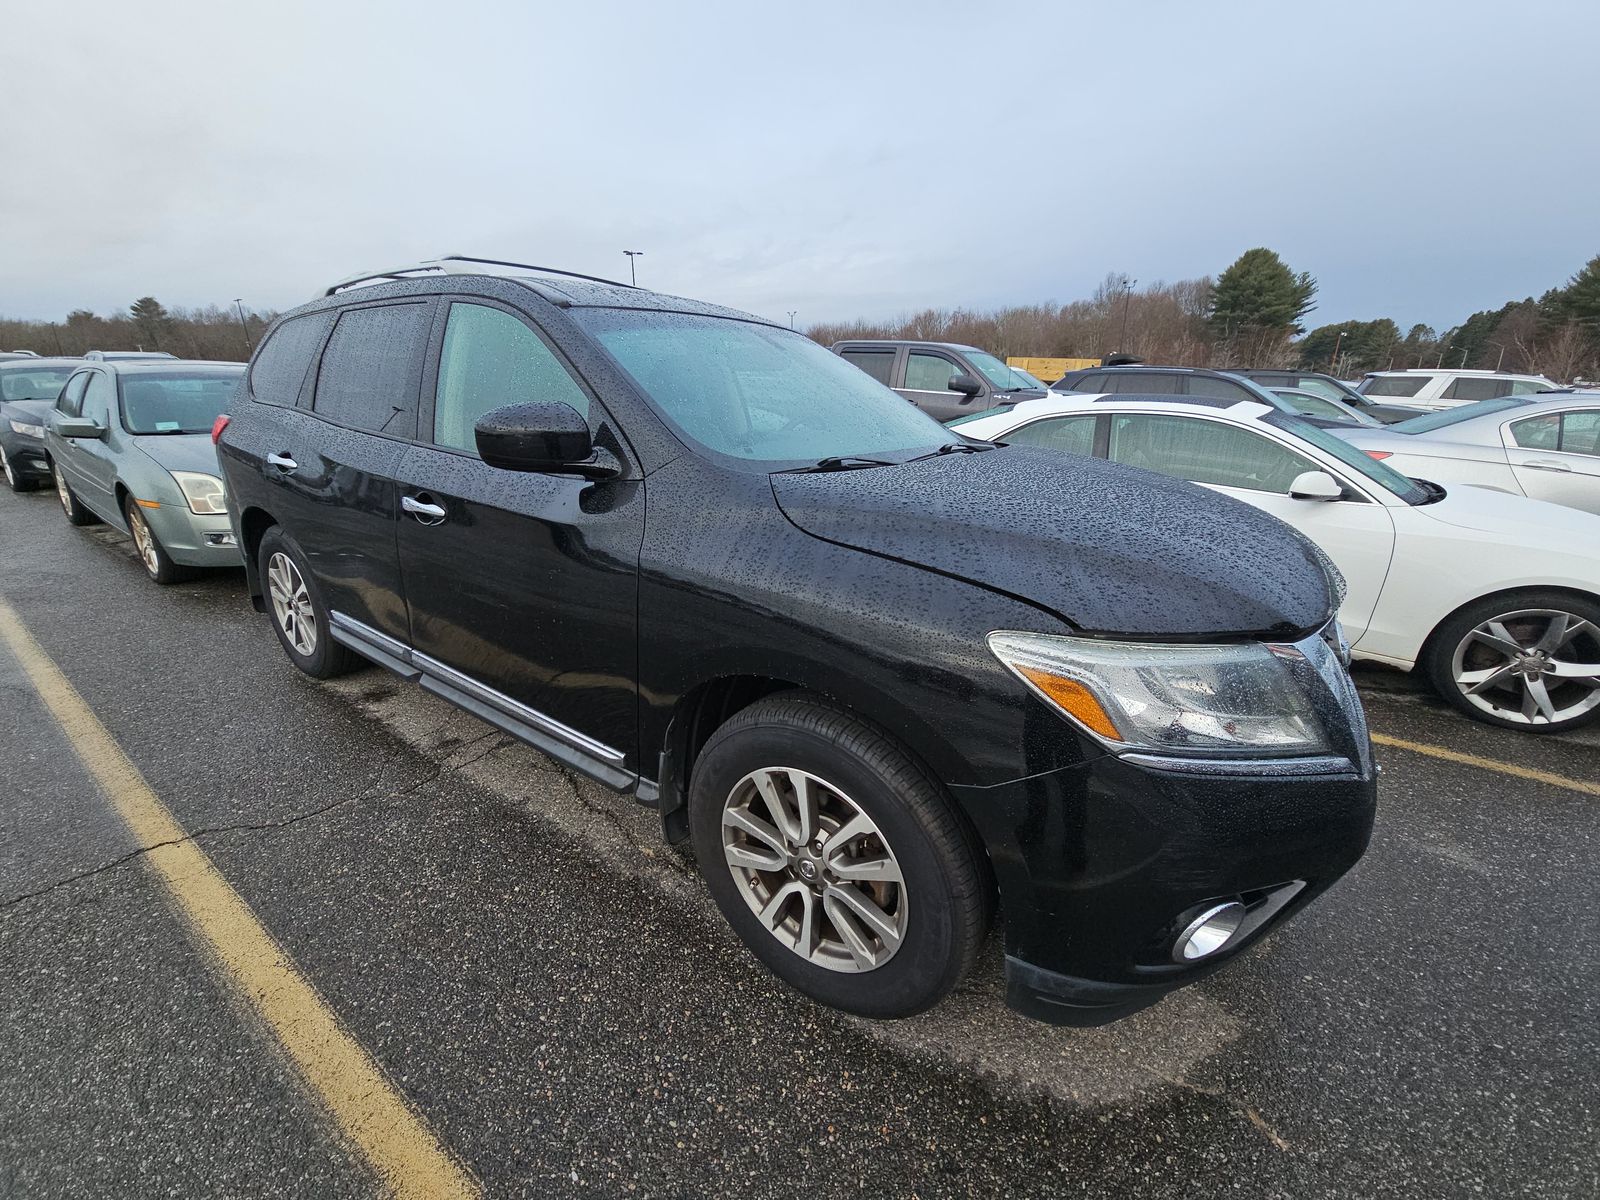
left=1425, top=591, right=1600, bottom=732
left=125, top=496, right=192, bottom=585
left=689, top=693, right=991, bottom=1019
left=2, top=446, right=37, bottom=492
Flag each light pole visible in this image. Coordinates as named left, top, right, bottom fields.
left=1331, top=329, right=1346, bottom=373
left=233, top=299, right=253, bottom=356
left=623, top=250, right=643, bottom=286
left=1118, top=278, right=1137, bottom=351
left=787, top=311, right=797, bottom=329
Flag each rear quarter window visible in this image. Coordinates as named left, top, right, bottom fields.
left=250, top=312, right=335, bottom=406
left=1363, top=375, right=1430, bottom=397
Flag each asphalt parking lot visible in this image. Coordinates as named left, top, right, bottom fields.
left=2, top=487, right=1596, bottom=1200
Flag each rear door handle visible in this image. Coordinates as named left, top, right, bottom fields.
left=1521, top=460, right=1572, bottom=472
left=401, top=494, right=447, bottom=522
left=266, top=452, right=298, bottom=471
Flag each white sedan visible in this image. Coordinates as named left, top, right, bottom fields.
left=955, top=394, right=1600, bottom=732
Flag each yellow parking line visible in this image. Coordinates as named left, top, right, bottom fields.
left=1371, top=731, right=1600, bottom=799
left=0, top=598, right=478, bottom=1200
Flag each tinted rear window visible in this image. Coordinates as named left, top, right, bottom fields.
left=1362, top=375, right=1429, bottom=397
left=1442, top=376, right=1519, bottom=402
left=839, top=349, right=896, bottom=386
left=251, top=312, right=334, bottom=405
left=313, top=303, right=429, bottom=436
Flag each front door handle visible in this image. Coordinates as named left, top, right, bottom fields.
left=1521, top=460, right=1572, bottom=473
left=401, top=494, right=447, bottom=523
left=266, top=452, right=298, bottom=471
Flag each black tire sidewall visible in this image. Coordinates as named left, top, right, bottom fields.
left=258, top=527, right=347, bottom=678
left=1426, top=590, right=1600, bottom=733
left=689, top=711, right=972, bottom=1019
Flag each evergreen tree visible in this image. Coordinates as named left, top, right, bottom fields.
left=129, top=296, right=173, bottom=350
left=1207, top=248, right=1318, bottom=345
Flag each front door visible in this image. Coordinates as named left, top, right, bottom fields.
left=395, top=298, right=645, bottom=770
left=895, top=350, right=986, bottom=421
left=63, top=368, right=122, bottom=520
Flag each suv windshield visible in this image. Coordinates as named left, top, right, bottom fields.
left=1388, top=397, right=1531, bottom=434
left=1263, top=412, right=1431, bottom=504
left=0, top=365, right=75, bottom=401
left=576, top=310, right=958, bottom=466
left=119, top=371, right=243, bottom=434
left=965, top=349, right=1034, bottom=391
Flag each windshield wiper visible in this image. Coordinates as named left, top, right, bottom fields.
left=782, top=455, right=897, bottom=474
left=905, top=442, right=991, bottom=462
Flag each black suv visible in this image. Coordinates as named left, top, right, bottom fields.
left=831, top=339, right=1045, bottom=421
left=1234, top=369, right=1425, bottom=424
left=217, top=256, right=1375, bottom=1026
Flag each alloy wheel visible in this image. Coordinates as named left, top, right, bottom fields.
left=1451, top=608, right=1600, bottom=726
left=266, top=551, right=317, bottom=656
left=721, top=766, right=907, bottom=973
left=128, top=507, right=161, bottom=577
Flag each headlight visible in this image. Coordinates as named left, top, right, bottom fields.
left=8, top=419, right=45, bottom=438
left=987, top=631, right=1330, bottom=755
left=171, top=470, right=227, bottom=515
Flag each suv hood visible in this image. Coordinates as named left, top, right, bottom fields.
left=132, top=433, right=223, bottom=475
left=771, top=446, right=1335, bottom=639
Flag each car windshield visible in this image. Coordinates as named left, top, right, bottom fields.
left=1272, top=389, right=1365, bottom=424
left=575, top=310, right=958, bottom=467
left=1263, top=413, right=1430, bottom=503
left=965, top=349, right=1033, bottom=390
left=1387, top=397, right=1531, bottom=434
left=1009, top=367, right=1046, bottom=388
left=1289, top=376, right=1367, bottom=404
left=119, top=371, right=243, bottom=434
left=0, top=365, right=75, bottom=401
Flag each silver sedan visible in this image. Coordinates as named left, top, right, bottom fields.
left=1333, top=392, right=1600, bottom=515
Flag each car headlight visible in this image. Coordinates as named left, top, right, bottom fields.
left=171, top=470, right=227, bottom=515
left=987, top=631, right=1330, bottom=755
left=8, top=419, right=45, bottom=438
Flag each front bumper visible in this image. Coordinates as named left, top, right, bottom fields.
left=0, top=432, right=51, bottom=479
left=953, top=743, right=1376, bottom=1026
left=144, top=503, right=244, bottom=568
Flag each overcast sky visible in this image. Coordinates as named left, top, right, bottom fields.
left=5, top=0, right=1597, bottom=334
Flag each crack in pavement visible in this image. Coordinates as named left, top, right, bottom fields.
left=1139, top=1068, right=1291, bottom=1152
left=0, top=729, right=510, bottom=913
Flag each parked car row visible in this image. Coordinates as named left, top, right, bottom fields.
left=8, top=257, right=1382, bottom=1031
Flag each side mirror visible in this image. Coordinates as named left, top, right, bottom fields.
left=474, top=401, right=618, bottom=478
left=55, top=416, right=105, bottom=440
left=1288, top=470, right=1345, bottom=501
left=946, top=373, right=983, bottom=398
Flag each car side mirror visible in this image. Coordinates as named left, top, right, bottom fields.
left=55, top=416, right=105, bottom=440
left=474, top=401, right=618, bottom=478
left=1288, top=470, right=1345, bottom=501
left=947, top=373, right=983, bottom=398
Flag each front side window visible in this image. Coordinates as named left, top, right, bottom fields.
left=1362, top=375, right=1430, bottom=397
left=251, top=312, right=334, bottom=405
left=0, top=365, right=76, bottom=402
left=1108, top=413, right=1314, bottom=494
left=839, top=350, right=896, bottom=386
left=82, top=372, right=116, bottom=423
left=433, top=303, right=589, bottom=453
left=576, top=309, right=955, bottom=467
left=903, top=352, right=962, bottom=392
left=120, top=371, right=244, bottom=434
left=313, top=302, right=430, bottom=436
left=57, top=372, right=90, bottom=415
left=1003, top=415, right=1097, bottom=455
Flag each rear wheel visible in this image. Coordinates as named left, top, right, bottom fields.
left=53, top=464, right=97, bottom=525
left=689, top=693, right=990, bottom=1019
left=258, top=526, right=356, bottom=679
left=2, top=446, right=37, bottom=492
left=124, top=495, right=192, bottom=585
left=1425, top=591, right=1600, bottom=732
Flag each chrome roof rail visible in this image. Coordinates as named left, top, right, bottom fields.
left=319, top=254, right=636, bottom=298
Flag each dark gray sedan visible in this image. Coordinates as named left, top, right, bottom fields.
left=0, top=357, right=82, bottom=491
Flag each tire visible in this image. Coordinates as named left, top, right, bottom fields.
left=257, top=526, right=356, bottom=679
left=1424, top=590, right=1600, bottom=733
left=53, top=463, right=98, bottom=525
left=689, top=692, right=991, bottom=1019
left=1, top=446, right=37, bottom=492
left=124, top=495, right=193, bottom=585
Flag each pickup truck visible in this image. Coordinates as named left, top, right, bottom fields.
left=831, top=339, right=1045, bottom=421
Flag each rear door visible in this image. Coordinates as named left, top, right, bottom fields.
left=263, top=299, right=433, bottom=642
left=1103, top=411, right=1397, bottom=640
left=394, top=296, right=645, bottom=773
left=1504, top=408, right=1600, bottom=515
left=836, top=346, right=900, bottom=392
left=896, top=349, right=985, bottom=421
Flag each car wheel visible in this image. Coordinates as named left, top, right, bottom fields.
left=257, top=526, right=356, bottom=679
left=689, top=692, right=991, bottom=1019
left=123, top=495, right=193, bottom=585
left=53, top=464, right=98, bottom=525
left=1, top=446, right=37, bottom=492
left=1425, top=591, right=1600, bottom=732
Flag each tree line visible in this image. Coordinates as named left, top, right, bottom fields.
left=807, top=249, right=1600, bottom=382
left=0, top=298, right=277, bottom=362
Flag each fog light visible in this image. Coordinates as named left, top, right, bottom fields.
left=1173, top=901, right=1247, bottom=962
left=204, top=532, right=237, bottom=547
